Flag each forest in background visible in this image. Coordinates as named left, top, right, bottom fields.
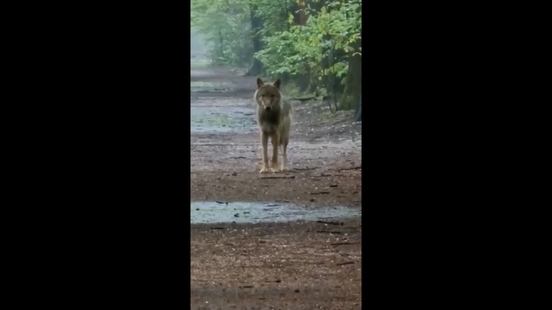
left=191, top=0, right=362, bottom=120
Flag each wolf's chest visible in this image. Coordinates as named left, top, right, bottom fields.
left=260, top=122, right=279, bottom=133
left=257, top=110, right=280, bottom=133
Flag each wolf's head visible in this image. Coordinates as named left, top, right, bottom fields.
left=255, top=78, right=282, bottom=111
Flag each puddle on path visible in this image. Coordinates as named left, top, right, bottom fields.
left=191, top=107, right=257, bottom=133
left=191, top=201, right=361, bottom=224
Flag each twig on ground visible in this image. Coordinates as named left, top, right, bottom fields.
left=317, top=220, right=342, bottom=225
left=321, top=173, right=344, bottom=177
left=310, top=191, right=330, bottom=195
left=339, top=166, right=362, bottom=171
left=316, top=230, right=343, bottom=234
left=331, top=242, right=361, bottom=246
left=293, top=167, right=319, bottom=171
left=260, top=175, right=296, bottom=179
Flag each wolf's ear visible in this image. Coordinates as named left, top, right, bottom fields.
left=256, top=78, right=264, bottom=88
left=273, top=79, right=281, bottom=89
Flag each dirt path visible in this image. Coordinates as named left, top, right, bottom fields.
left=190, top=65, right=362, bottom=309
left=191, top=67, right=362, bottom=207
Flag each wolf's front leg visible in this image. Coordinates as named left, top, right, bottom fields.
left=270, top=133, right=280, bottom=172
left=259, top=131, right=270, bottom=173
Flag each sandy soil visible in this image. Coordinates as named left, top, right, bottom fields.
left=190, top=63, right=362, bottom=309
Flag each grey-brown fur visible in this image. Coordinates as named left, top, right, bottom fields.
left=254, top=78, right=292, bottom=173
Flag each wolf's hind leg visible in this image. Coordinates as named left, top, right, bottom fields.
left=280, top=136, right=289, bottom=171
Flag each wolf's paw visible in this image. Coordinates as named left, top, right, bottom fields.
left=260, top=166, right=270, bottom=173
left=280, top=160, right=289, bottom=171
left=271, top=162, right=280, bottom=173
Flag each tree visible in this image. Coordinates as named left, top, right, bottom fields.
left=244, top=1, right=264, bottom=76
left=340, top=36, right=361, bottom=110
left=191, top=0, right=363, bottom=117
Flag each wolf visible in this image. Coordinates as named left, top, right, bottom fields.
left=254, top=78, right=292, bottom=173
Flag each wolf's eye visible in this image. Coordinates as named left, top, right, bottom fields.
left=261, top=94, right=265, bottom=97
left=270, top=95, right=274, bottom=98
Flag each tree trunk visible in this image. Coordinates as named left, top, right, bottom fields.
left=355, top=94, right=362, bottom=122
left=339, top=37, right=361, bottom=110
left=291, top=1, right=309, bottom=25
left=244, top=2, right=264, bottom=76
left=355, top=65, right=362, bottom=121
left=218, top=30, right=224, bottom=61
left=306, top=70, right=319, bottom=94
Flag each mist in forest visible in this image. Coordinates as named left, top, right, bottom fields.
left=190, top=33, right=208, bottom=57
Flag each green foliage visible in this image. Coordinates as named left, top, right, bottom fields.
left=252, top=0, right=295, bottom=34
left=191, top=0, right=362, bottom=111
left=255, top=0, right=361, bottom=100
left=191, top=0, right=253, bottom=66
